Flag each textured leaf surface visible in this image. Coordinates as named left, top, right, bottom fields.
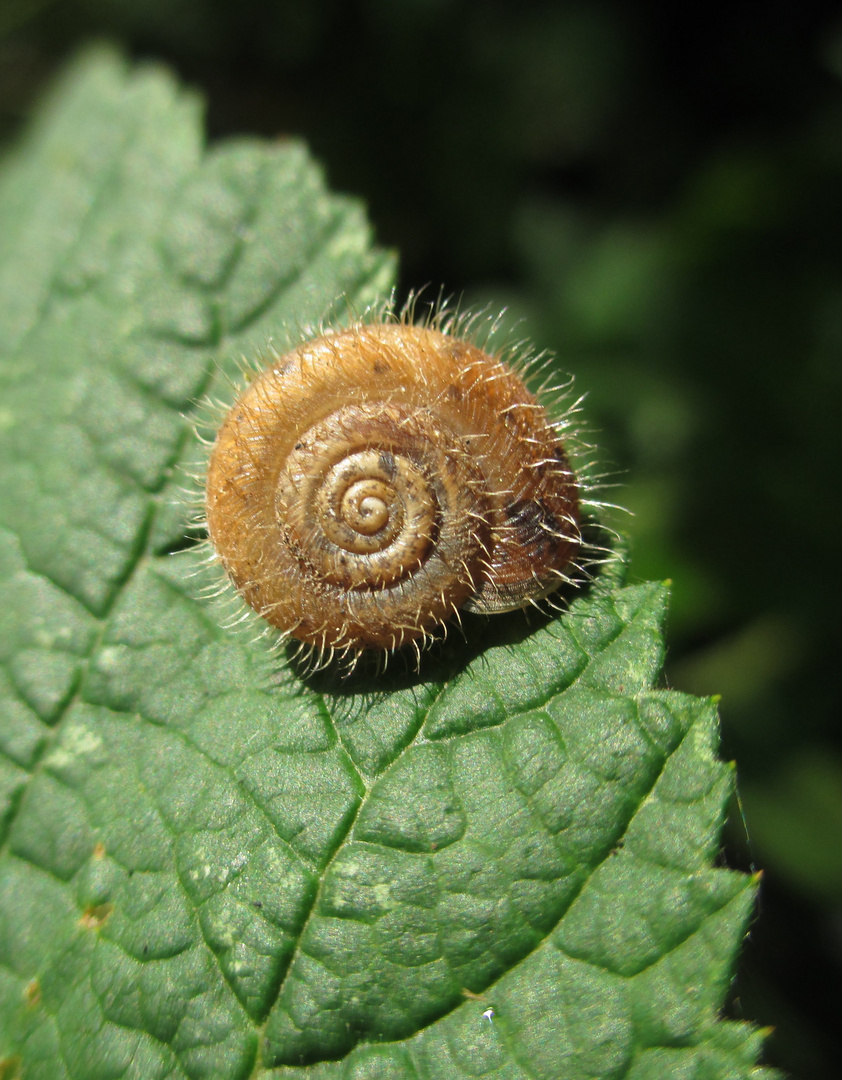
left=0, top=51, right=776, bottom=1080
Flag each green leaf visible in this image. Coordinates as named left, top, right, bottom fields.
left=0, top=49, right=776, bottom=1080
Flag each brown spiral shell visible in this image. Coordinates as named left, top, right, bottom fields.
left=204, top=319, right=581, bottom=658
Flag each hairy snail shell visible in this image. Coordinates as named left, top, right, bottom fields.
left=204, top=317, right=581, bottom=659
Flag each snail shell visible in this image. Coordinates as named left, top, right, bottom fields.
left=204, top=320, right=580, bottom=658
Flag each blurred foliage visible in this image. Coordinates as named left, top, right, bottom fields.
left=1, top=0, right=841, bottom=1075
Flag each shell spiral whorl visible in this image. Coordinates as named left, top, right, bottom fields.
left=205, top=320, right=581, bottom=658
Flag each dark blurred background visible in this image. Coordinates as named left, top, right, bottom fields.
left=1, top=1, right=840, bottom=1074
